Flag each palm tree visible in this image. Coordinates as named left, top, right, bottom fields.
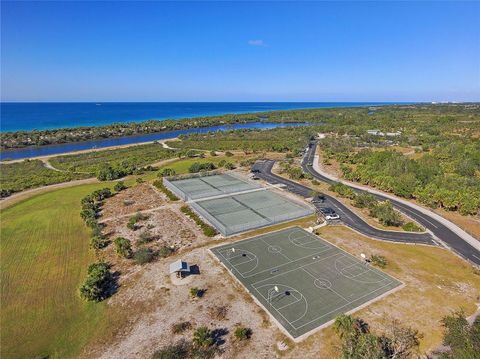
left=334, top=314, right=355, bottom=339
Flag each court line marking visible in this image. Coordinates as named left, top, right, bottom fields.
left=260, top=238, right=293, bottom=261
left=301, top=268, right=350, bottom=303
left=334, top=257, right=390, bottom=284
left=218, top=249, right=259, bottom=276
left=252, top=283, right=308, bottom=327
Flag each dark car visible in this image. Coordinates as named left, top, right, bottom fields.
left=319, top=207, right=335, bottom=215
left=251, top=169, right=260, bottom=173
left=311, top=194, right=326, bottom=203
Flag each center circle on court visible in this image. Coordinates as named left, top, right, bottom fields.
left=268, top=245, right=283, bottom=254
left=314, top=278, right=332, bottom=289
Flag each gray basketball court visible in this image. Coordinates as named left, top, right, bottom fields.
left=211, top=227, right=403, bottom=340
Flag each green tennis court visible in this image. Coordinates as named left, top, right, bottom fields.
left=165, top=173, right=314, bottom=236
left=211, top=227, right=403, bottom=340
left=164, top=173, right=260, bottom=200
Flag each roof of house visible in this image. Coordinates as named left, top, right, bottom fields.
left=169, top=260, right=190, bottom=273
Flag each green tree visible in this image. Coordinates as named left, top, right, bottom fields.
left=437, top=310, right=480, bottom=359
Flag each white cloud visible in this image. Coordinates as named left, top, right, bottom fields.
left=248, top=39, right=267, bottom=47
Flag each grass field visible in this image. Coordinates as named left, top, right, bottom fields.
left=0, top=182, right=116, bottom=359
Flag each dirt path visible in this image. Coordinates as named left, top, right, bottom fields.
left=40, top=158, right=63, bottom=171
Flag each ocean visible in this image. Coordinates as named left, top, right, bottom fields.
left=0, top=102, right=397, bottom=132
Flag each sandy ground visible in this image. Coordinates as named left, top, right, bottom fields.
left=88, top=248, right=282, bottom=359
left=85, top=222, right=480, bottom=359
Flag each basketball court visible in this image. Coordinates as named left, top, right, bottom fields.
left=210, top=227, right=403, bottom=340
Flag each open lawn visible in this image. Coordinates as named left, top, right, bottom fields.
left=0, top=182, right=116, bottom=359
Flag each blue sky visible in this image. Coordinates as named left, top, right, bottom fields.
left=1, top=1, right=479, bottom=102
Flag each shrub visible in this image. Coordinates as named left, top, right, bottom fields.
left=370, top=254, right=388, bottom=268
left=90, top=235, right=109, bottom=250
left=225, top=151, right=234, bottom=157
left=79, top=262, right=113, bottom=302
left=171, top=321, right=192, bottom=334
left=352, top=192, right=377, bottom=209
left=158, top=167, right=176, bottom=177
left=209, top=151, right=217, bottom=157
left=311, top=179, right=320, bottom=185
left=188, top=162, right=216, bottom=173
left=152, top=340, right=191, bottom=359
left=134, top=247, right=155, bottom=264
left=127, top=211, right=147, bottom=230
left=114, top=237, right=132, bottom=258
left=369, top=201, right=403, bottom=227
left=190, top=287, right=205, bottom=298
left=224, top=162, right=235, bottom=170
left=114, top=181, right=127, bottom=192
left=123, top=199, right=135, bottom=206
left=158, top=245, right=175, bottom=258
left=402, top=222, right=423, bottom=232
left=153, top=179, right=179, bottom=201
left=180, top=206, right=217, bottom=237
left=136, top=177, right=144, bottom=184
left=192, top=326, right=214, bottom=348
left=233, top=326, right=252, bottom=341
left=137, top=230, right=155, bottom=244
left=329, top=183, right=356, bottom=199
left=127, top=216, right=138, bottom=230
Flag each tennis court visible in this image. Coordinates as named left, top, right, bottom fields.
left=165, top=173, right=314, bottom=236
left=211, top=227, right=403, bottom=340
left=164, top=173, right=260, bottom=201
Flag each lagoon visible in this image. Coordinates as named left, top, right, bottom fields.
left=0, top=122, right=305, bottom=161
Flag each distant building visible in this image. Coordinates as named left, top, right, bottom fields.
left=367, top=129, right=383, bottom=136
left=367, top=130, right=401, bottom=137
left=385, top=131, right=402, bottom=137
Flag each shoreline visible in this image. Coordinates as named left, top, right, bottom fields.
left=0, top=138, right=180, bottom=164
left=0, top=122, right=306, bottom=161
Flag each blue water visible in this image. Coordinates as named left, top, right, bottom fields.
left=0, top=122, right=304, bottom=160
left=0, top=102, right=398, bottom=132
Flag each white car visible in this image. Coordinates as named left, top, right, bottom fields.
left=325, top=213, right=340, bottom=220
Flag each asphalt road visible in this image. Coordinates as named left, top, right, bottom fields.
left=252, top=160, right=436, bottom=246
left=300, top=140, right=480, bottom=266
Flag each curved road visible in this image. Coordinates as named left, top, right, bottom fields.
left=301, top=140, right=480, bottom=266
left=252, top=160, right=436, bottom=246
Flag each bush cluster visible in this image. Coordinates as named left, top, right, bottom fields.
left=370, top=254, right=388, bottom=268
left=114, top=181, right=127, bottom=192
left=331, top=186, right=405, bottom=228
left=188, top=162, right=216, bottom=173
left=180, top=205, right=217, bottom=237
left=79, top=262, right=113, bottom=302
left=402, top=222, right=423, bottom=232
